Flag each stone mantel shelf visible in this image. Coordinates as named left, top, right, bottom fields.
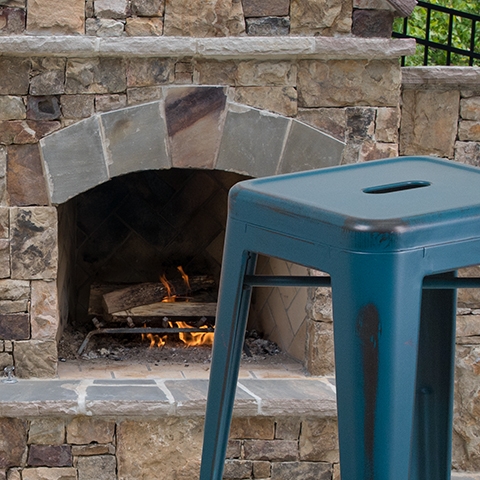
left=0, top=35, right=416, bottom=60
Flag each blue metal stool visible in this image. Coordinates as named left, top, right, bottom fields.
left=200, top=156, right=480, bottom=480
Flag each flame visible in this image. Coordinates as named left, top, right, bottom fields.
left=146, top=333, right=167, bottom=348
left=160, top=274, right=176, bottom=303
left=174, top=321, right=214, bottom=347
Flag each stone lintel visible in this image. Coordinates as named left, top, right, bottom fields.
left=0, top=35, right=416, bottom=60
left=0, top=378, right=337, bottom=418
left=402, top=66, right=480, bottom=89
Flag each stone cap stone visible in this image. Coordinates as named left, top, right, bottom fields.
left=0, top=36, right=416, bottom=60
left=402, top=66, right=480, bottom=89
left=0, top=377, right=337, bottom=418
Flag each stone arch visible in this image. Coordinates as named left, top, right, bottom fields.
left=40, top=86, right=345, bottom=205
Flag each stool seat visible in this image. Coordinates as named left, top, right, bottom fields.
left=200, top=156, right=480, bottom=480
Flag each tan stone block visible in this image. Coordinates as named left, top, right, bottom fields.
left=30, top=58, right=66, bottom=96
left=243, top=439, right=298, bottom=461
left=0, top=58, right=30, bottom=95
left=117, top=417, right=203, bottom=480
left=126, top=58, right=175, bottom=87
left=233, top=86, right=297, bottom=116
left=299, top=418, right=339, bottom=462
left=126, top=86, right=163, bottom=105
left=14, top=340, right=57, bottom=378
left=11, top=207, right=57, bottom=280
left=458, top=266, right=480, bottom=308
left=298, top=59, right=401, bottom=108
left=71, top=444, right=115, bottom=456
left=125, top=16, right=163, bottom=35
left=252, top=460, right=271, bottom=478
left=28, top=418, right=65, bottom=445
left=0, top=418, right=27, bottom=468
left=237, top=61, right=297, bottom=87
left=400, top=89, right=459, bottom=158
left=66, top=417, right=115, bottom=445
left=0, top=240, right=9, bottom=279
left=458, top=120, right=480, bottom=142
left=60, top=95, right=95, bottom=119
left=333, top=463, right=341, bottom=480
left=164, top=0, right=245, bottom=37
left=0, top=352, right=13, bottom=369
left=31, top=280, right=59, bottom=340
left=230, top=417, right=275, bottom=439
left=94, top=0, right=128, bottom=18
left=0, top=147, right=6, bottom=207
left=455, top=141, right=480, bottom=167
left=0, top=97, right=26, bottom=121
left=274, top=418, right=301, bottom=440
left=26, top=0, right=84, bottom=34
left=0, top=280, right=30, bottom=314
left=77, top=455, right=116, bottom=480
left=131, top=0, right=164, bottom=16
left=375, top=107, right=399, bottom=143
left=296, top=107, right=346, bottom=141
left=461, top=96, right=480, bottom=121
left=305, top=320, right=335, bottom=376
left=0, top=120, right=61, bottom=145
left=6, top=467, right=21, bottom=480
left=194, top=60, right=238, bottom=85
left=85, top=17, right=125, bottom=36
left=22, top=468, right=76, bottom=480
left=358, top=140, right=398, bottom=161
left=94, top=94, right=127, bottom=112
left=290, top=0, right=352, bottom=35
left=242, top=0, right=289, bottom=17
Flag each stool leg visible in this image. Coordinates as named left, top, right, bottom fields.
left=409, top=272, right=456, bottom=480
left=200, top=238, right=257, bottom=480
left=331, top=251, right=425, bottom=480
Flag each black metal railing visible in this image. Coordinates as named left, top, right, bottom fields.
left=393, top=1, right=480, bottom=66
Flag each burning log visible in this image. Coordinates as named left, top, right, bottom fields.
left=102, top=275, right=216, bottom=314
left=111, top=301, right=217, bottom=319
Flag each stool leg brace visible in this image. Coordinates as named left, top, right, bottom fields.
left=200, top=222, right=456, bottom=480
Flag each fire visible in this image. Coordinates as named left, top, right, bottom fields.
left=141, top=268, right=215, bottom=348
left=173, top=321, right=214, bottom=347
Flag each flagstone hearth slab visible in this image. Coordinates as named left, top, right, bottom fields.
left=0, top=378, right=337, bottom=418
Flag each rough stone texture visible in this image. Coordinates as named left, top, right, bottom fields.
left=290, top=0, right=352, bottom=35
left=253, top=460, right=271, bottom=478
left=0, top=314, right=29, bottom=340
left=126, top=86, right=163, bottom=105
left=126, top=58, right=175, bottom=87
left=458, top=121, right=480, bottom=142
left=10, top=207, right=57, bottom=280
left=0, top=97, right=25, bottom=121
left=296, top=108, right=346, bottom=141
left=30, top=280, right=58, bottom=340
left=0, top=209, right=7, bottom=239
left=7, top=144, right=49, bottom=206
left=352, top=8, right=394, bottom=37
left=0, top=280, right=30, bottom=315
left=71, top=444, right=115, bottom=456
left=243, top=440, right=298, bottom=461
left=117, top=417, right=204, bottom=480
left=77, top=455, right=116, bottom=480
left=233, top=86, right=297, bottom=116
left=457, top=266, right=480, bottom=308
left=0, top=120, right=61, bottom=145
left=28, top=418, right=65, bottom=445
left=246, top=16, right=290, bottom=36
left=27, top=96, right=61, bottom=121
left=125, top=17, right=163, bottom=36
left=400, top=89, right=460, bottom=158
left=223, top=459, right=253, bottom=479
left=94, top=0, right=129, bottom=18
left=242, top=0, right=289, bottom=16
left=60, top=95, right=95, bottom=119
left=455, top=141, right=480, bottom=167
left=275, top=418, right=301, bottom=440
left=40, top=116, right=108, bottom=204
left=21, top=468, right=77, bottom=480
left=163, top=0, right=245, bottom=37
left=299, top=418, right=339, bottom=462
left=375, top=106, right=399, bottom=143
left=306, top=320, right=335, bottom=376
left=131, top=0, right=164, bottom=16
left=0, top=352, right=13, bottom=369
left=0, top=58, right=29, bottom=95
left=298, top=59, right=401, bottom=108
left=0, top=7, right=25, bottom=34
left=95, top=93, right=127, bottom=112
left=0, top=240, right=9, bottom=279
left=30, top=59, right=66, bottom=96
left=230, top=417, right=274, bottom=439
left=14, top=340, right=57, bottom=378
left=66, top=58, right=126, bottom=94
left=358, top=140, right=398, bottom=161
left=165, top=86, right=227, bottom=169
left=271, top=461, right=332, bottom=479
left=66, top=417, right=115, bottom=445
left=461, top=97, right=480, bottom=121
left=345, top=106, right=375, bottom=142
left=27, top=445, right=72, bottom=467
left=0, top=418, right=27, bottom=469
left=26, top=0, right=84, bottom=34
left=85, top=18, right=125, bottom=36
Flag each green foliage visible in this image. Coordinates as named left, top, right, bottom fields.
left=393, top=0, right=480, bottom=66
